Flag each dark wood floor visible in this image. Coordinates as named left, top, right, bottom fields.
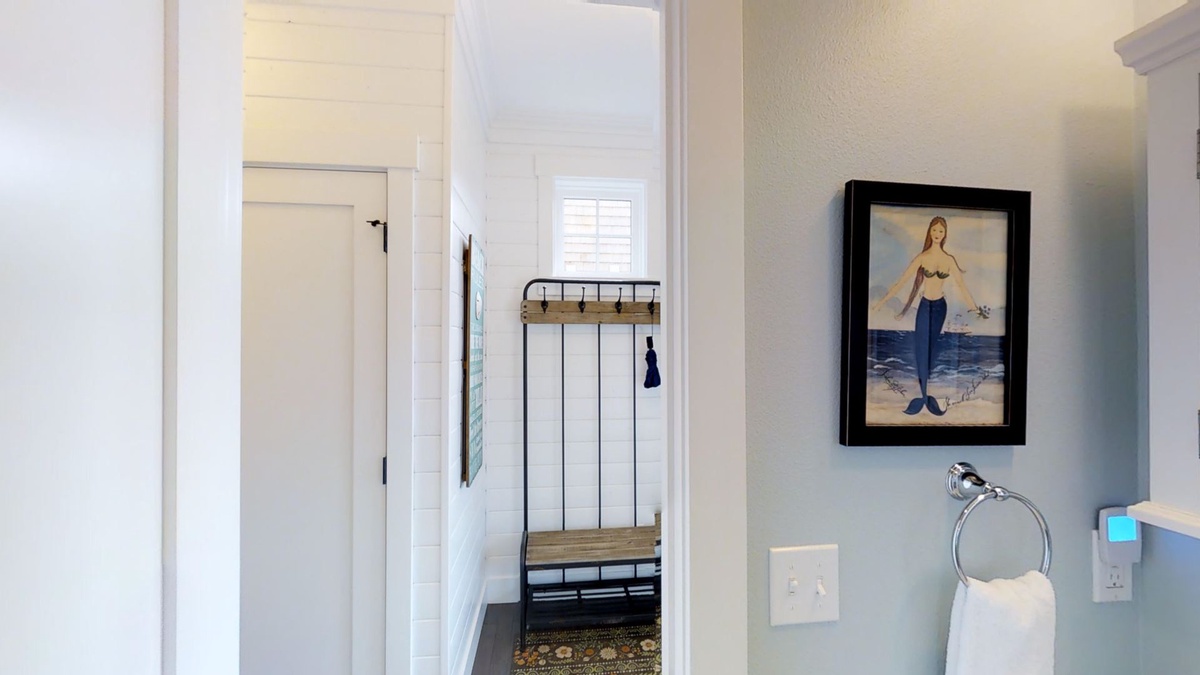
left=471, top=603, right=520, bottom=675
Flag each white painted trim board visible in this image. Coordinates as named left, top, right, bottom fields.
left=663, top=0, right=749, bottom=673
left=163, top=1, right=243, bottom=673
left=387, top=168, right=418, bottom=675
left=439, top=14, right=457, bottom=675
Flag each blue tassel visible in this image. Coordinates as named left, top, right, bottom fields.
left=644, top=336, right=661, bottom=389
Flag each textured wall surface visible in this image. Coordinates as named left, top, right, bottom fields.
left=744, top=2, right=1142, bottom=673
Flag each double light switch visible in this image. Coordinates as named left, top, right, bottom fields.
left=769, top=544, right=839, bottom=626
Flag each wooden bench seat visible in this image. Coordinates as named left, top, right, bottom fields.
left=525, top=524, right=660, bottom=568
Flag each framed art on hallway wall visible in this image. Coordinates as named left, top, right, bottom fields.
left=463, top=235, right=486, bottom=485
left=839, top=180, right=1030, bottom=446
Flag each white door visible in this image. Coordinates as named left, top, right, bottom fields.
left=242, top=168, right=388, bottom=675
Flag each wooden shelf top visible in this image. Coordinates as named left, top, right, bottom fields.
left=526, top=521, right=661, bottom=567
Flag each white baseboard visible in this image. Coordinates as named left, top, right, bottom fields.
left=487, top=575, right=519, bottom=604
left=453, top=579, right=490, bottom=675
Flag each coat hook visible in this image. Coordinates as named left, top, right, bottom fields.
left=616, top=288, right=624, bottom=314
left=578, top=286, right=587, bottom=313
left=648, top=288, right=657, bottom=316
left=541, top=286, right=548, bottom=313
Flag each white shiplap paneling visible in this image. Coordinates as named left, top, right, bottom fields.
left=245, top=20, right=445, bottom=70
left=246, top=3, right=447, bottom=33
left=483, top=143, right=664, bottom=603
left=243, top=3, right=450, bottom=673
left=246, top=59, right=442, bottom=107
left=444, top=24, right=490, bottom=675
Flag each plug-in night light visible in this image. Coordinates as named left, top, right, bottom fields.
left=1098, top=507, right=1141, bottom=565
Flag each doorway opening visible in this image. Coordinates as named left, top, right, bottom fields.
left=462, top=1, right=667, bottom=673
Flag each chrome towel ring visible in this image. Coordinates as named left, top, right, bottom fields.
left=946, top=463, right=1052, bottom=587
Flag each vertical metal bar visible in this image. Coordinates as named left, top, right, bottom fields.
left=561, top=283, right=567, bottom=587
left=523, top=309, right=529, bottom=534
left=597, top=282, right=603, bottom=530
left=561, top=282, right=566, bottom=532
left=632, top=284, right=639, bottom=581
left=520, top=530, right=529, bottom=649
left=632, top=283, right=639, bottom=528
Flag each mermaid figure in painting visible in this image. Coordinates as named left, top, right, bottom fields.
left=871, top=217, right=982, bottom=416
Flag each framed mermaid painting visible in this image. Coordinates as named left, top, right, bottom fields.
left=839, top=180, right=1030, bottom=446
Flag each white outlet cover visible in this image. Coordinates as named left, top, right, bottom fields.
left=769, top=544, right=839, bottom=626
left=1091, top=530, right=1133, bottom=603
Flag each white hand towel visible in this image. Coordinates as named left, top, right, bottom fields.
left=945, top=570, right=1056, bottom=675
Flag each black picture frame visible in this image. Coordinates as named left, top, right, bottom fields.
left=840, top=180, right=1030, bottom=446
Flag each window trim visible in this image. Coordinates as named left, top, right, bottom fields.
left=550, top=176, right=648, bottom=279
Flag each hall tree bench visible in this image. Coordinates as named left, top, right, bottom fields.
left=517, top=279, right=665, bottom=648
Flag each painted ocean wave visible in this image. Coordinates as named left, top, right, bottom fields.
left=865, top=329, right=1006, bottom=385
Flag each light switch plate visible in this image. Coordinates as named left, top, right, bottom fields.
left=769, top=544, right=839, bottom=626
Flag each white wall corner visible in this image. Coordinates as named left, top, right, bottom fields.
left=455, top=0, right=497, bottom=130
left=1116, top=1, right=1200, bottom=74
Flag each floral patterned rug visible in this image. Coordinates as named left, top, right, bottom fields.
left=512, top=615, right=661, bottom=674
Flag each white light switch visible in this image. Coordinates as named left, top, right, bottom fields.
left=769, top=544, right=839, bottom=626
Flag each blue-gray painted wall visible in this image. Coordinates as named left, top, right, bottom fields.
left=744, top=2, right=1144, bottom=672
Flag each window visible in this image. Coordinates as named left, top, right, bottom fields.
left=552, top=177, right=647, bottom=277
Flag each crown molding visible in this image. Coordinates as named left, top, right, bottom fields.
left=1116, top=1, right=1200, bottom=75
left=493, top=109, right=655, bottom=135
left=489, top=109, right=656, bottom=149
left=455, top=0, right=496, bottom=124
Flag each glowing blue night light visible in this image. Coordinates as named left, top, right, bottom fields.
left=1107, top=515, right=1138, bottom=543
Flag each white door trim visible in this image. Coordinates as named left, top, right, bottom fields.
left=163, top=1, right=244, bottom=674
left=662, top=1, right=748, bottom=674
left=384, top=166, right=418, bottom=675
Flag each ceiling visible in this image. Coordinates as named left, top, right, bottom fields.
left=473, top=0, right=661, bottom=134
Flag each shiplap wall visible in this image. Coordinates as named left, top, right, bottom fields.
left=445, top=30, right=489, bottom=675
left=484, top=144, right=664, bottom=602
left=243, top=4, right=450, bottom=674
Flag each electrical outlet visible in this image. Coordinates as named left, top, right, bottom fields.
left=1092, top=530, right=1133, bottom=603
